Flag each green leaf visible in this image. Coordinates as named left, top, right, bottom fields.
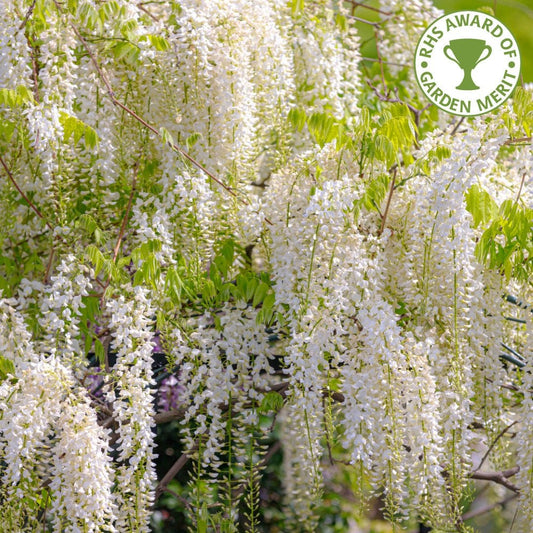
left=288, top=107, right=307, bottom=131
left=245, top=277, right=258, bottom=302
left=144, top=254, right=161, bottom=289
left=360, top=173, right=390, bottom=212
left=146, top=34, right=171, bottom=51
left=81, top=296, right=100, bottom=323
left=258, top=391, right=284, bottom=414
left=133, top=268, right=144, bottom=286
left=335, top=13, right=347, bottom=31
left=0, top=119, right=16, bottom=142
left=258, top=292, right=276, bottom=324
left=465, top=185, right=498, bottom=228
left=202, top=279, right=217, bottom=303
left=0, top=86, right=35, bottom=107
left=112, top=41, right=140, bottom=65
left=252, top=282, right=269, bottom=307
left=77, top=214, right=98, bottom=234
left=165, top=266, right=182, bottom=303
left=307, top=112, right=336, bottom=148
left=85, top=245, right=105, bottom=276
left=98, top=0, right=120, bottom=21
left=59, top=112, right=99, bottom=149
left=132, top=239, right=162, bottom=264
left=290, top=0, right=304, bottom=15
left=221, top=239, right=235, bottom=266
left=209, top=263, right=222, bottom=289
left=0, top=355, right=15, bottom=380
left=159, top=127, right=174, bottom=147
left=94, top=227, right=106, bottom=245
left=213, top=255, right=228, bottom=278
left=186, top=132, right=202, bottom=150
left=94, top=339, right=106, bottom=366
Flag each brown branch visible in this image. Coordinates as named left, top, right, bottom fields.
left=515, top=172, right=527, bottom=203
left=135, top=3, right=159, bottom=22
left=348, top=14, right=382, bottom=26
left=329, top=390, right=345, bottom=403
left=260, top=440, right=282, bottom=465
left=474, top=420, right=518, bottom=472
left=450, top=116, right=465, bottom=136
left=367, top=80, right=428, bottom=127
left=469, top=466, right=520, bottom=493
left=361, top=57, right=409, bottom=68
left=112, top=161, right=138, bottom=263
left=18, top=0, right=37, bottom=30
left=43, top=246, right=56, bottom=283
left=30, top=46, right=41, bottom=103
left=160, top=486, right=194, bottom=511
left=0, top=155, right=53, bottom=231
left=373, top=27, right=387, bottom=93
left=461, top=493, right=517, bottom=522
left=345, top=0, right=392, bottom=16
left=378, top=166, right=397, bottom=236
left=504, top=136, right=531, bottom=145
left=154, top=408, right=186, bottom=424
left=155, top=446, right=197, bottom=500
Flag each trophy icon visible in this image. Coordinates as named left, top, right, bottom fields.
left=443, top=39, right=492, bottom=90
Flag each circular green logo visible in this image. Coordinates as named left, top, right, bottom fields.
left=414, top=11, right=521, bottom=117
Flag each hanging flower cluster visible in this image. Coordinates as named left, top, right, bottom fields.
left=0, top=0, right=532, bottom=531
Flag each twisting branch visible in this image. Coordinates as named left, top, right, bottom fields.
left=504, top=136, right=531, bottom=145
left=135, top=3, right=159, bottom=22
left=99, top=161, right=139, bottom=305
left=154, top=408, right=186, bottom=425
left=345, top=0, right=392, bottom=16
left=366, top=80, right=431, bottom=128
left=474, top=420, right=518, bottom=472
left=515, top=172, right=527, bottom=203
left=43, top=246, right=56, bottom=284
left=111, top=162, right=139, bottom=263
left=18, top=0, right=37, bottom=30
left=0, top=154, right=53, bottom=231
left=460, top=493, right=518, bottom=522
left=450, top=116, right=465, bottom=136
left=155, top=445, right=197, bottom=500
left=378, top=166, right=397, bottom=236
left=346, top=14, right=382, bottom=27
left=468, top=466, right=520, bottom=493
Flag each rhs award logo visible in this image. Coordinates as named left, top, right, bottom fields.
left=414, top=10, right=520, bottom=116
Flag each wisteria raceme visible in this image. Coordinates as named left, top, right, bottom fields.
left=279, top=397, right=324, bottom=530
left=0, top=301, right=115, bottom=531
left=0, top=1, right=32, bottom=89
left=47, top=388, right=117, bottom=533
left=0, top=0, right=532, bottom=531
left=515, top=312, right=533, bottom=531
left=105, top=286, right=157, bottom=532
left=378, top=0, right=442, bottom=90
left=173, top=303, right=275, bottom=468
left=38, top=255, right=93, bottom=370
